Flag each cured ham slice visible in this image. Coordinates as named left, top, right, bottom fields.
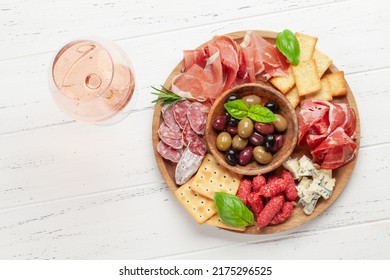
left=311, top=127, right=357, bottom=169
left=202, top=44, right=224, bottom=99
left=240, top=31, right=288, bottom=82
left=338, top=103, right=357, bottom=139
left=171, top=64, right=206, bottom=101
left=183, top=48, right=208, bottom=70
left=298, top=100, right=329, bottom=144
left=211, top=35, right=239, bottom=91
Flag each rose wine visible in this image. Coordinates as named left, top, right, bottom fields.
left=51, top=40, right=135, bottom=124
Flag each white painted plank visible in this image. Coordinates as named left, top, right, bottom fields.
left=159, top=220, right=390, bottom=259
left=1, top=0, right=389, bottom=135
left=0, top=0, right=341, bottom=60
left=0, top=143, right=389, bottom=259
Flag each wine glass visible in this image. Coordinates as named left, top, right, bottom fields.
left=49, top=38, right=136, bottom=124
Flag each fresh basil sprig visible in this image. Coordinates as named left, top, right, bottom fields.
left=224, top=99, right=275, bottom=123
left=276, top=29, right=300, bottom=66
left=214, top=192, right=254, bottom=227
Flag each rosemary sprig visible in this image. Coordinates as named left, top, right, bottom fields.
left=151, top=85, right=186, bottom=105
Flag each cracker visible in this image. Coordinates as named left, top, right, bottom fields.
left=292, top=58, right=322, bottom=96
left=285, top=87, right=300, bottom=108
left=295, top=32, right=318, bottom=61
left=174, top=177, right=216, bottom=224
left=301, top=78, right=333, bottom=102
left=205, top=214, right=246, bottom=232
left=191, top=154, right=242, bottom=200
left=323, top=71, right=348, bottom=97
left=313, top=49, right=333, bottom=77
left=269, top=67, right=295, bottom=94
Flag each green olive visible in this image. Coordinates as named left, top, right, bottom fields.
left=216, top=132, right=232, bottom=151
left=232, top=135, right=248, bottom=151
left=272, top=114, right=288, bottom=132
left=242, top=94, right=261, bottom=106
left=237, top=117, right=254, bottom=138
left=253, top=146, right=273, bottom=165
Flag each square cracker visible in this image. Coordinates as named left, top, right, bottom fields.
left=295, top=32, right=318, bottom=61
left=205, top=214, right=246, bottom=232
left=301, top=78, right=333, bottom=102
left=269, top=67, right=295, bottom=94
left=323, top=71, right=348, bottom=97
left=313, top=49, right=333, bottom=77
left=191, top=154, right=242, bottom=200
left=285, top=87, right=300, bottom=108
left=292, top=58, right=322, bottom=96
left=174, top=177, right=216, bottom=224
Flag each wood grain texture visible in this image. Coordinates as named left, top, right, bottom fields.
left=0, top=0, right=389, bottom=259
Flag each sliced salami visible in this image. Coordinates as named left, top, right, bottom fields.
left=187, top=102, right=209, bottom=135
left=182, top=123, right=198, bottom=146
left=157, top=141, right=183, bottom=163
left=158, top=122, right=182, bottom=140
left=173, top=100, right=191, bottom=129
left=162, top=104, right=181, bottom=132
left=175, top=146, right=204, bottom=185
left=188, top=137, right=207, bottom=156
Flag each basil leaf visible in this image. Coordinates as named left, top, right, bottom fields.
left=247, top=104, right=276, bottom=123
left=224, top=100, right=249, bottom=120
left=276, top=29, right=300, bottom=66
left=214, top=192, right=254, bottom=227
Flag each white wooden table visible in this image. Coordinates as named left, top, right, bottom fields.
left=1, top=0, right=389, bottom=260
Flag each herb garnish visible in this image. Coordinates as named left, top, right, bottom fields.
left=151, top=86, right=186, bottom=105
left=276, top=29, right=300, bottom=66
left=224, top=99, right=276, bottom=123
left=214, top=192, right=254, bottom=227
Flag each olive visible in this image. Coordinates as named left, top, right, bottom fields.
left=225, top=148, right=238, bottom=166
left=242, top=94, right=261, bottom=107
left=272, top=114, right=288, bottom=132
left=226, top=126, right=238, bottom=135
left=212, top=115, right=227, bottom=131
left=224, top=93, right=240, bottom=104
left=226, top=115, right=239, bottom=127
left=216, top=132, right=232, bottom=152
left=264, top=134, right=276, bottom=152
left=253, top=146, right=273, bottom=165
left=237, top=117, right=254, bottom=138
left=264, top=101, right=280, bottom=113
left=271, top=134, right=284, bottom=153
left=248, top=131, right=264, bottom=146
left=239, top=146, right=254, bottom=165
left=232, top=135, right=248, bottom=151
left=254, top=122, right=274, bottom=135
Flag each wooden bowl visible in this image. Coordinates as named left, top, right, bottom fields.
left=205, top=82, right=298, bottom=176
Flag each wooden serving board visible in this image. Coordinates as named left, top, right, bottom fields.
left=152, top=30, right=360, bottom=234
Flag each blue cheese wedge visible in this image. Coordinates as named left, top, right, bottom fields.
left=297, top=155, right=317, bottom=177
left=283, top=157, right=301, bottom=180
left=288, top=155, right=337, bottom=215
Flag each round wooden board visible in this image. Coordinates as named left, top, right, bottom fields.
left=152, top=30, right=360, bottom=234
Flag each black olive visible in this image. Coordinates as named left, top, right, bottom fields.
left=225, top=148, right=238, bottom=166
left=264, top=134, right=276, bottom=152
left=224, top=93, right=240, bottom=103
left=264, top=101, right=280, bottom=113
left=226, top=115, right=239, bottom=127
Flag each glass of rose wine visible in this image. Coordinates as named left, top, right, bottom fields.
left=49, top=39, right=136, bottom=124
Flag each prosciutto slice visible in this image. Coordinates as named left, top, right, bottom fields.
left=311, top=127, right=357, bottom=169
left=240, top=31, right=288, bottom=82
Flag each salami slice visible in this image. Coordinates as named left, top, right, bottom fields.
left=188, top=137, right=207, bottom=156
left=182, top=123, right=198, bottom=146
left=158, top=122, right=182, bottom=140
left=173, top=100, right=191, bottom=129
left=157, top=141, right=183, bottom=163
left=162, top=104, right=181, bottom=132
left=187, top=102, right=209, bottom=135
left=175, top=146, right=204, bottom=185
